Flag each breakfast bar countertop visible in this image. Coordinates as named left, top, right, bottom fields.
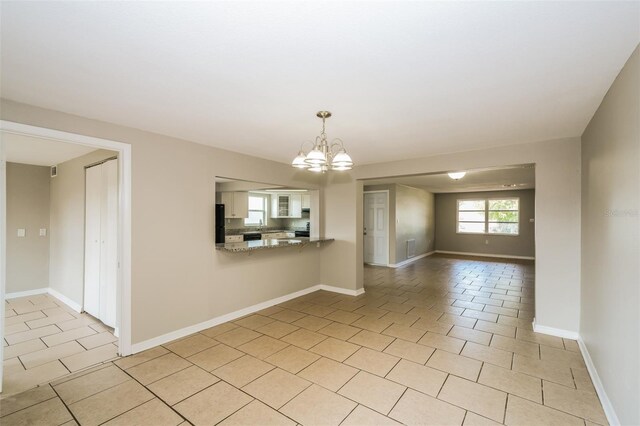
left=215, top=237, right=334, bottom=253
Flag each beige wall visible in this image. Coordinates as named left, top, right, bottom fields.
left=395, top=185, right=435, bottom=263
left=321, top=137, right=581, bottom=333
left=364, top=184, right=435, bottom=264
left=581, top=46, right=639, bottom=425
left=48, top=149, right=117, bottom=307
left=1, top=98, right=582, bottom=344
left=1, top=99, right=324, bottom=345
left=320, top=175, right=362, bottom=291
left=435, top=189, right=535, bottom=258
left=6, top=163, right=50, bottom=293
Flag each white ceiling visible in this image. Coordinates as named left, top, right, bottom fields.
left=363, top=165, right=535, bottom=193
left=1, top=2, right=638, bottom=166
left=2, top=131, right=97, bottom=166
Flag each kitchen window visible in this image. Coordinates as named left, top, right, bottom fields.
left=457, top=198, right=519, bottom=235
left=244, top=195, right=267, bottom=226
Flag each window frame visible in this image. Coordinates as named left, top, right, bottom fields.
left=487, top=197, right=520, bottom=236
left=456, top=197, right=520, bottom=236
left=456, top=199, right=487, bottom=235
left=244, top=194, right=268, bottom=226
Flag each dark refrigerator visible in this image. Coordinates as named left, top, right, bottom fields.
left=215, top=204, right=225, bottom=244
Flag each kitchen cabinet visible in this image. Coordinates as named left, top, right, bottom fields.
left=221, top=192, right=249, bottom=218
left=271, top=193, right=302, bottom=218
left=302, top=194, right=311, bottom=209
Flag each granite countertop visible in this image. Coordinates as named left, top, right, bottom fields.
left=215, top=237, right=334, bottom=253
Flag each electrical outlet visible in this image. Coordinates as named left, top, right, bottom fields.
left=485, top=239, right=489, bottom=245
left=17, top=228, right=26, bottom=237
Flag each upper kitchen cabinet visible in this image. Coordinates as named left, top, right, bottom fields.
left=302, top=194, right=311, bottom=209
left=271, top=193, right=302, bottom=218
left=221, top=191, right=249, bottom=218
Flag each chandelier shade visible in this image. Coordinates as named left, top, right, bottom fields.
left=305, top=148, right=328, bottom=165
left=291, top=151, right=309, bottom=168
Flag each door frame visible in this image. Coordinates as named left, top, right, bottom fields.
left=363, top=190, right=390, bottom=266
left=0, top=120, right=133, bottom=392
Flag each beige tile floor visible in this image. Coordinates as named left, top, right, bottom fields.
left=2, top=294, right=119, bottom=397
left=0, top=255, right=608, bottom=425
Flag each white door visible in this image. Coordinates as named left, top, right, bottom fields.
left=84, top=159, right=118, bottom=327
left=101, top=159, right=118, bottom=327
left=84, top=165, right=102, bottom=318
left=364, top=192, right=389, bottom=265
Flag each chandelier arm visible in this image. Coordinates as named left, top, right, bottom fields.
left=329, top=138, right=346, bottom=154
left=299, top=140, right=315, bottom=153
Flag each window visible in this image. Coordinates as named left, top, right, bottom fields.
left=488, top=198, right=519, bottom=235
left=457, top=198, right=519, bottom=235
left=457, top=200, right=486, bottom=234
left=244, top=195, right=267, bottom=226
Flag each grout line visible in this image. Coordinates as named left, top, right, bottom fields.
left=435, top=373, right=449, bottom=399
left=477, top=361, right=485, bottom=383
left=113, top=362, right=191, bottom=423
left=337, top=403, right=360, bottom=425
left=49, top=384, right=82, bottom=425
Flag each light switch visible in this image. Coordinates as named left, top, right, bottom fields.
left=17, top=228, right=26, bottom=237
left=39, top=228, right=47, bottom=237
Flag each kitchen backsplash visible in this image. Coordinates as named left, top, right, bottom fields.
left=225, top=215, right=310, bottom=234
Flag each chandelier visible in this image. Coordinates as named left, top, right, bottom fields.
left=291, top=111, right=354, bottom=172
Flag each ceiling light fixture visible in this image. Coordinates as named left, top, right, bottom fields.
left=448, top=171, right=466, bottom=180
left=292, top=111, right=354, bottom=173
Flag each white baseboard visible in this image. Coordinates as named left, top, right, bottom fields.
left=435, top=250, right=535, bottom=260
left=577, top=337, right=620, bottom=425
left=532, top=320, right=619, bottom=424
left=131, top=284, right=365, bottom=354
left=5, top=288, right=49, bottom=299
left=317, top=284, right=365, bottom=296
left=364, top=262, right=390, bottom=267
left=47, top=288, right=82, bottom=313
left=389, top=251, right=435, bottom=268
left=532, top=319, right=580, bottom=340
left=5, top=287, right=83, bottom=314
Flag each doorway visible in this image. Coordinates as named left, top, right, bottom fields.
left=363, top=190, right=389, bottom=266
left=0, top=121, right=132, bottom=395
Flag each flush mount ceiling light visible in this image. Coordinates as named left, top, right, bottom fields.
left=292, top=111, right=354, bottom=173
left=448, top=171, right=466, bottom=180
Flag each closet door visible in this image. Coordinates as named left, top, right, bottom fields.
left=83, top=165, right=102, bottom=318
left=100, top=159, right=118, bottom=327
left=83, top=159, right=118, bottom=328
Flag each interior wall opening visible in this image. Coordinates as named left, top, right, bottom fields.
left=0, top=122, right=132, bottom=395
left=358, top=164, right=536, bottom=321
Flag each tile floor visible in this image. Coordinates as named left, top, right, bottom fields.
left=2, top=294, right=119, bottom=397
left=1, top=255, right=608, bottom=425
